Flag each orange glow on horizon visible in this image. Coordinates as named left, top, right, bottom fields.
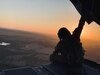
left=0, top=20, right=100, bottom=42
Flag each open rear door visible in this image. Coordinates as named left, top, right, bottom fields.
left=70, top=0, right=100, bottom=25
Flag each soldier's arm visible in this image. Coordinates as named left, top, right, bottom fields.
left=72, top=16, right=85, bottom=40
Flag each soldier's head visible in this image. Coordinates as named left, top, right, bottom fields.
left=58, top=27, right=71, bottom=40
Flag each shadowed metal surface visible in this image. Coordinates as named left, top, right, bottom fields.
left=2, top=67, right=37, bottom=75
left=0, top=63, right=99, bottom=75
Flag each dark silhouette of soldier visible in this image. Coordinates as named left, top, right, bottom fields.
left=50, top=16, right=85, bottom=67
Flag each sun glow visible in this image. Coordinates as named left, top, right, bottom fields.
left=0, top=0, right=100, bottom=41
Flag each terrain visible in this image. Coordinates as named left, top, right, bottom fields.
left=0, top=28, right=56, bottom=70
left=0, top=28, right=99, bottom=70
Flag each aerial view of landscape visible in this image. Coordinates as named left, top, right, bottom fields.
left=0, top=28, right=100, bottom=70
left=0, top=1, right=100, bottom=74
left=0, top=28, right=57, bottom=70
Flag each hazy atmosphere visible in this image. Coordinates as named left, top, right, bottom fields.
left=0, top=0, right=100, bottom=40
left=0, top=0, right=100, bottom=70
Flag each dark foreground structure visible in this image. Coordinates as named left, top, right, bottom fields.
left=70, top=0, right=100, bottom=25
left=0, top=62, right=100, bottom=75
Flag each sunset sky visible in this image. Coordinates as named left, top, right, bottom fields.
left=0, top=0, right=100, bottom=41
